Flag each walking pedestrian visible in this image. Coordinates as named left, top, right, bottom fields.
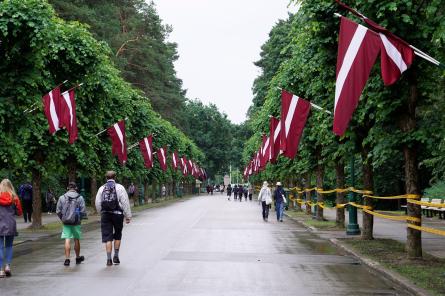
left=220, top=184, right=225, bottom=194
left=128, top=182, right=136, bottom=206
left=161, top=184, right=167, bottom=197
left=238, top=185, right=243, bottom=202
left=274, top=182, right=286, bottom=222
left=257, top=181, right=272, bottom=222
left=226, top=184, right=232, bottom=200
left=248, top=184, right=254, bottom=201
left=18, top=182, right=32, bottom=223
left=56, top=182, right=87, bottom=266
left=0, top=179, right=23, bottom=277
left=233, top=185, right=238, bottom=200
left=243, top=186, right=248, bottom=201
left=45, top=187, right=56, bottom=214
left=95, top=171, right=132, bottom=266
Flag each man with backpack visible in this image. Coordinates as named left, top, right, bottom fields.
left=18, top=182, right=33, bottom=223
left=56, top=182, right=87, bottom=266
left=95, top=171, right=132, bottom=266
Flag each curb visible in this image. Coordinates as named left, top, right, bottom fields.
left=330, top=238, right=431, bottom=296
left=285, top=212, right=431, bottom=296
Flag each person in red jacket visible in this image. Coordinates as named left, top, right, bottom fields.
left=0, top=179, right=23, bottom=278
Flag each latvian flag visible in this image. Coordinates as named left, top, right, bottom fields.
left=157, top=146, right=168, bottom=171
left=107, top=120, right=127, bottom=164
left=269, top=117, right=281, bottom=163
left=42, top=86, right=61, bottom=135
left=172, top=151, right=180, bottom=170
left=139, top=135, right=153, bottom=168
left=181, top=156, right=188, bottom=176
left=260, top=135, right=271, bottom=169
left=60, top=89, right=78, bottom=144
left=280, top=90, right=310, bottom=159
left=333, top=3, right=414, bottom=136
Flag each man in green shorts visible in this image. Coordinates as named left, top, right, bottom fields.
left=56, top=182, right=87, bottom=266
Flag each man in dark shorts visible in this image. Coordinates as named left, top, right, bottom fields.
left=95, top=171, right=132, bottom=266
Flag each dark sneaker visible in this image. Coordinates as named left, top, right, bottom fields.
left=64, top=259, right=70, bottom=266
left=106, top=259, right=113, bottom=266
left=5, top=265, right=11, bottom=277
left=113, top=256, right=120, bottom=265
left=76, top=256, right=85, bottom=264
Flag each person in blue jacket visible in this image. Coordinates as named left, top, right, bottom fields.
left=273, top=182, right=285, bottom=222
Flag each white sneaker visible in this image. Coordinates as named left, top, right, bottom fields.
left=0, top=270, right=5, bottom=278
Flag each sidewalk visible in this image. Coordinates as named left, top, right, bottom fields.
left=307, top=207, right=445, bottom=258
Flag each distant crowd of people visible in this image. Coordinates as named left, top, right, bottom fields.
left=0, top=170, right=132, bottom=278
left=225, top=184, right=254, bottom=202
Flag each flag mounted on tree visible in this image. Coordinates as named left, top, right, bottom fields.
left=60, top=89, right=78, bottom=144
left=333, top=2, right=415, bottom=136
left=139, top=135, right=153, bottom=169
left=157, top=146, right=168, bottom=171
left=260, top=135, right=271, bottom=169
left=269, top=117, right=281, bottom=163
left=42, top=86, right=61, bottom=135
left=108, top=120, right=127, bottom=164
left=280, top=90, right=310, bottom=159
left=336, top=1, right=414, bottom=86
left=172, top=151, right=180, bottom=170
left=181, top=156, right=188, bottom=176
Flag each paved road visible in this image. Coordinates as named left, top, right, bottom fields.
left=1, top=195, right=409, bottom=296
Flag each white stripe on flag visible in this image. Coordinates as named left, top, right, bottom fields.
left=274, top=122, right=281, bottom=142
left=160, top=148, right=166, bottom=164
left=62, top=91, right=74, bottom=127
left=49, top=91, right=59, bottom=132
left=334, top=25, right=368, bottom=112
left=285, top=95, right=299, bottom=138
left=144, top=138, right=151, bottom=162
left=263, top=137, right=270, bottom=156
left=379, top=33, right=407, bottom=74
left=114, top=123, right=125, bottom=155
left=173, top=154, right=177, bottom=167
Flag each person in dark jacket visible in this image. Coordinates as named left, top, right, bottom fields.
left=243, top=186, right=248, bottom=201
left=18, top=182, right=32, bottom=223
left=56, top=182, right=87, bottom=266
left=226, top=184, right=232, bottom=200
left=0, top=179, right=23, bottom=277
left=274, top=182, right=286, bottom=222
left=233, top=185, right=238, bottom=200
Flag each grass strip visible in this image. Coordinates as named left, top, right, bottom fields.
left=287, top=210, right=345, bottom=230
left=342, top=238, right=445, bottom=296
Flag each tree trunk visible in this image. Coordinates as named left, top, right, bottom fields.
left=90, top=174, right=97, bottom=212
left=67, top=156, right=77, bottom=183
left=398, top=71, right=422, bottom=258
left=335, top=159, right=346, bottom=228
left=361, top=147, right=374, bottom=240
left=144, top=180, right=149, bottom=203
left=316, top=163, right=324, bottom=221
left=305, top=172, right=312, bottom=215
left=31, top=168, right=42, bottom=228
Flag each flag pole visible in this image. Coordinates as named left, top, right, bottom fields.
left=94, top=117, right=129, bottom=137
left=24, top=80, right=70, bottom=113
left=333, top=13, right=443, bottom=68
left=276, top=87, right=332, bottom=115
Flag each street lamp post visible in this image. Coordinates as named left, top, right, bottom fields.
left=346, top=155, right=360, bottom=235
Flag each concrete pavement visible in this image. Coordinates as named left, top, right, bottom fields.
left=1, top=195, right=410, bottom=295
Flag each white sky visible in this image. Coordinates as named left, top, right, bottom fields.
left=154, top=0, right=297, bottom=124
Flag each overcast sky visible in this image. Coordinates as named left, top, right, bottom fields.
left=155, top=0, right=297, bottom=124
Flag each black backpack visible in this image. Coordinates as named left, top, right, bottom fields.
left=101, top=183, right=120, bottom=212
left=61, top=195, right=80, bottom=225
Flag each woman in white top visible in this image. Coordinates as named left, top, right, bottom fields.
left=257, top=181, right=272, bottom=222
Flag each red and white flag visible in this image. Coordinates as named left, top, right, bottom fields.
left=181, top=156, right=188, bottom=176
left=187, top=159, right=193, bottom=174
left=60, top=89, right=78, bottom=144
left=333, top=17, right=381, bottom=136
left=107, top=120, right=127, bottom=164
left=280, top=90, right=310, bottom=159
left=269, top=117, right=281, bottom=163
left=172, top=151, right=180, bottom=170
left=42, top=86, right=61, bottom=135
left=139, top=135, right=153, bottom=169
left=157, top=146, right=168, bottom=171
left=260, top=135, right=270, bottom=168
left=336, top=1, right=414, bottom=86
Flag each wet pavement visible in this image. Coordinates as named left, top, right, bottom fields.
left=1, top=195, right=410, bottom=295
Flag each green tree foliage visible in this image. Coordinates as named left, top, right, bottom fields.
left=48, top=0, right=188, bottom=128
left=0, top=0, right=203, bottom=227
